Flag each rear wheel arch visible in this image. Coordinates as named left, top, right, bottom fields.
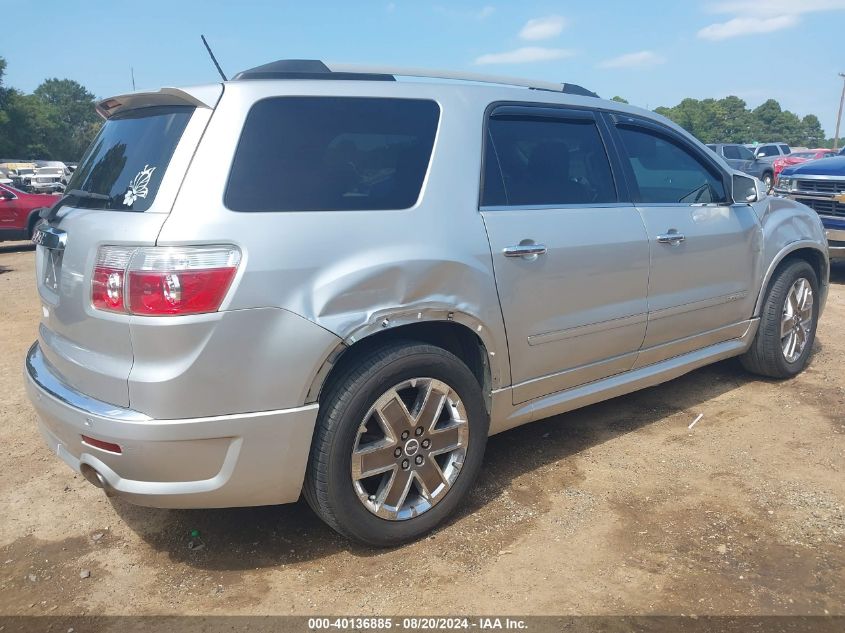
left=308, top=320, right=494, bottom=414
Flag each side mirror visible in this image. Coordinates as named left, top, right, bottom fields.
left=755, top=152, right=765, bottom=159
left=732, top=174, right=760, bottom=203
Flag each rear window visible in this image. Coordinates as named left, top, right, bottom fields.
left=225, top=97, right=440, bottom=212
left=66, top=105, right=194, bottom=211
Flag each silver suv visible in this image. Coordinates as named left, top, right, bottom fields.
left=25, top=61, right=829, bottom=546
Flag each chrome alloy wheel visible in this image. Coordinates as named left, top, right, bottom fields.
left=351, top=378, right=469, bottom=521
left=781, top=277, right=814, bottom=363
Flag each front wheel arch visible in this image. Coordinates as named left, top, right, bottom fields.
left=754, top=245, right=827, bottom=317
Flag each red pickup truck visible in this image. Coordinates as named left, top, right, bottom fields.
left=0, top=183, right=57, bottom=242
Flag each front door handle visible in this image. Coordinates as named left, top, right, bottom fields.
left=503, top=243, right=548, bottom=258
left=656, top=231, right=685, bottom=245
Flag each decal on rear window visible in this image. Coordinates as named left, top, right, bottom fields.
left=123, top=165, right=156, bottom=207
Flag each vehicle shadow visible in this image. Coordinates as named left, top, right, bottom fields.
left=112, top=357, right=758, bottom=570
left=0, top=242, right=35, bottom=254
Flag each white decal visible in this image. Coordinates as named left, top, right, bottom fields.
left=123, top=164, right=156, bottom=206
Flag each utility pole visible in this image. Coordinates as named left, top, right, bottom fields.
left=834, top=72, right=845, bottom=151
left=131, top=67, right=136, bottom=91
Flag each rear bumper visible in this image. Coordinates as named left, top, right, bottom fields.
left=24, top=342, right=319, bottom=508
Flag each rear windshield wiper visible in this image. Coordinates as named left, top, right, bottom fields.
left=40, top=189, right=113, bottom=224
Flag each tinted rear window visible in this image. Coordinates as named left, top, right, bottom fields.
left=225, top=97, right=440, bottom=212
left=66, top=105, right=194, bottom=211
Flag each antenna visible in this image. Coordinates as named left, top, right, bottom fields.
left=201, top=35, right=228, bottom=81
left=131, top=66, right=136, bottom=91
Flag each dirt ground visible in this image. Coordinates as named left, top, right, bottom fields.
left=0, top=241, right=843, bottom=617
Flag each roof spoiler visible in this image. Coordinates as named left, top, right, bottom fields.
left=96, top=85, right=223, bottom=119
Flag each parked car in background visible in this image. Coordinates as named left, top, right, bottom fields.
left=35, top=161, right=73, bottom=186
left=707, top=143, right=774, bottom=188
left=26, top=165, right=67, bottom=194
left=0, top=183, right=53, bottom=241
left=839, top=147, right=845, bottom=156
left=5, top=164, right=37, bottom=190
left=24, top=60, right=829, bottom=547
left=775, top=156, right=845, bottom=259
left=746, top=143, right=792, bottom=189
left=773, top=149, right=837, bottom=179
left=0, top=167, right=12, bottom=186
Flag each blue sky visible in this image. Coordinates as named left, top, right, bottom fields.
left=5, top=0, right=845, bottom=135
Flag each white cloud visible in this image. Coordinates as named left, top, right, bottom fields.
left=707, top=0, right=845, bottom=15
left=474, top=47, right=575, bottom=65
left=518, top=15, right=567, bottom=41
left=598, top=50, right=666, bottom=69
left=697, top=14, right=798, bottom=40
left=477, top=5, right=496, bottom=19
left=698, top=0, right=845, bottom=40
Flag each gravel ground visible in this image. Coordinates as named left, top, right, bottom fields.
left=0, top=241, right=843, bottom=616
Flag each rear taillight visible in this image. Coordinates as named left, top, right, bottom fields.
left=91, top=246, right=240, bottom=316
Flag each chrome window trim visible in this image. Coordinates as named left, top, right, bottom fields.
left=628, top=202, right=734, bottom=209
left=480, top=202, right=634, bottom=212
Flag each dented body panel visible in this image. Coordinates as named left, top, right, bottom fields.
left=26, top=74, right=830, bottom=510
left=158, top=80, right=515, bottom=397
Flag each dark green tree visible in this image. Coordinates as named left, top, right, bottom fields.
left=718, top=96, right=751, bottom=143
left=0, top=91, right=56, bottom=158
left=33, top=78, right=100, bottom=160
left=611, top=96, right=629, bottom=104
left=655, top=95, right=827, bottom=147
left=802, top=114, right=825, bottom=147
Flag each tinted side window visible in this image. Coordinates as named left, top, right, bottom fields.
left=226, top=97, right=440, bottom=212
left=722, top=145, right=740, bottom=160
left=616, top=126, right=727, bottom=204
left=482, top=114, right=616, bottom=206
left=737, top=145, right=755, bottom=160
left=757, top=145, right=779, bottom=157
left=779, top=145, right=791, bottom=155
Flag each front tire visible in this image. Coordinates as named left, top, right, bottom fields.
left=303, top=340, right=489, bottom=547
left=762, top=172, right=773, bottom=191
left=741, top=259, right=819, bottom=378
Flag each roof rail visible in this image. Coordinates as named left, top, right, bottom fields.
left=232, top=60, right=598, bottom=97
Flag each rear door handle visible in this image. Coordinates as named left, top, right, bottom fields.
left=503, top=244, right=548, bottom=258
left=656, top=231, right=685, bottom=245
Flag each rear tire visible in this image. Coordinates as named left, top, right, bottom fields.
left=303, top=340, right=489, bottom=547
left=741, top=259, right=819, bottom=378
